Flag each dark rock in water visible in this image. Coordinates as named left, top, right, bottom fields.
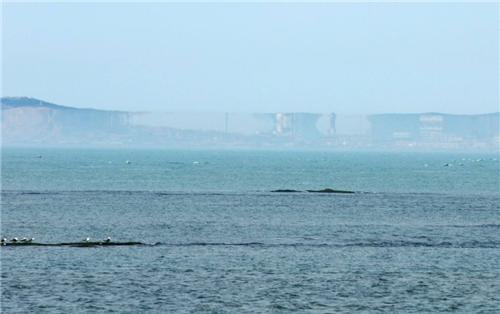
left=2, top=241, right=145, bottom=247
left=271, top=188, right=355, bottom=194
left=271, top=189, right=303, bottom=193
left=306, top=188, right=354, bottom=194
left=66, top=241, right=144, bottom=247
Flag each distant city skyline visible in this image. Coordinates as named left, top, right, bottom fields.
left=2, top=96, right=499, bottom=151
left=2, top=2, right=499, bottom=114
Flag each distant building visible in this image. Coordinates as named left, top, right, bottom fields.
left=368, top=113, right=500, bottom=148
left=272, top=112, right=340, bottom=140
left=2, top=97, right=498, bottom=150
left=328, top=113, right=336, bottom=135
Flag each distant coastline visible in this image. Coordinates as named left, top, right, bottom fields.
left=2, top=97, right=499, bottom=151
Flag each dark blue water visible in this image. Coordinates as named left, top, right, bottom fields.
left=2, top=148, right=499, bottom=312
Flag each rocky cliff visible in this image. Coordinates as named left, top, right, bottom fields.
left=1, top=97, right=131, bottom=145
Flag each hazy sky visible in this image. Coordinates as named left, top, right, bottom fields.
left=2, top=2, right=499, bottom=114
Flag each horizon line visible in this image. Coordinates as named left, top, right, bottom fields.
left=2, top=96, right=499, bottom=116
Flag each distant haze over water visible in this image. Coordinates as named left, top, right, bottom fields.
left=2, top=3, right=499, bottom=312
left=2, top=97, right=499, bottom=151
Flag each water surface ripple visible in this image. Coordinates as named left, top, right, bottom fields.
left=1, top=149, right=499, bottom=313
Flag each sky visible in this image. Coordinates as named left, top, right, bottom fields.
left=2, top=2, right=499, bottom=114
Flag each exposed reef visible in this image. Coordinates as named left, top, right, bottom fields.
left=271, top=188, right=355, bottom=194
left=271, top=189, right=302, bottom=193
left=2, top=241, right=145, bottom=248
left=306, top=188, right=355, bottom=194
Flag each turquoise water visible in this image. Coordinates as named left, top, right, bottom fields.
left=1, top=148, right=499, bottom=312
left=2, top=148, right=499, bottom=194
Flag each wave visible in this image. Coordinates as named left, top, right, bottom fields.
left=446, top=224, right=500, bottom=228
left=2, top=189, right=499, bottom=198
left=152, top=240, right=500, bottom=249
left=4, top=240, right=499, bottom=249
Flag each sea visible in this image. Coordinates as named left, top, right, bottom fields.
left=1, top=148, right=499, bottom=313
